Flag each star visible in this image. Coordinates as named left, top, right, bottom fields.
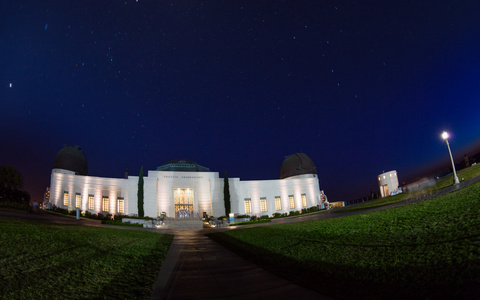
left=9, top=83, right=13, bottom=88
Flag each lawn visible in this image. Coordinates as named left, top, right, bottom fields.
left=0, top=221, right=173, bottom=299
left=338, top=163, right=480, bottom=213
left=210, top=182, right=480, bottom=299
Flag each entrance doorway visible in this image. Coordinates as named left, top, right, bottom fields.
left=174, top=188, right=194, bottom=218
left=381, top=184, right=389, bottom=197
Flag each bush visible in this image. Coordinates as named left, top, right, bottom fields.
left=260, top=215, right=269, bottom=219
left=235, top=214, right=250, bottom=218
left=101, top=219, right=143, bottom=227
left=301, top=206, right=320, bottom=214
left=272, top=212, right=288, bottom=218
left=229, top=219, right=271, bottom=226
left=288, top=210, right=300, bottom=216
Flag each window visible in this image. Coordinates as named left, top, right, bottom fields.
left=75, top=193, right=81, bottom=208
left=244, top=198, right=252, bottom=214
left=63, top=192, right=69, bottom=206
left=88, top=195, right=94, bottom=210
left=260, top=197, right=267, bottom=212
left=275, top=197, right=282, bottom=211
left=289, top=195, right=295, bottom=209
left=301, top=194, right=307, bottom=207
left=117, top=198, right=124, bottom=214
left=102, top=197, right=109, bottom=212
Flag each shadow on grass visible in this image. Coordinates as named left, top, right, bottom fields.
left=207, top=232, right=480, bottom=300
left=1, top=221, right=174, bottom=300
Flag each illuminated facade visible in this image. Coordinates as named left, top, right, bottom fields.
left=377, top=170, right=400, bottom=197
left=50, top=147, right=327, bottom=218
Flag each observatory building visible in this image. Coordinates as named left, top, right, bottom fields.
left=49, top=146, right=327, bottom=218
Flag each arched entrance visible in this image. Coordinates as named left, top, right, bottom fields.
left=174, top=188, right=194, bottom=218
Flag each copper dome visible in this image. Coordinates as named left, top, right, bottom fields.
left=157, top=159, right=210, bottom=172
left=52, top=145, right=88, bottom=175
left=280, top=153, right=317, bottom=179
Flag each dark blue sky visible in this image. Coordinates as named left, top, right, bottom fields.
left=1, top=1, right=480, bottom=202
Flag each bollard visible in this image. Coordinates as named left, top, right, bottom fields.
left=76, top=208, right=80, bottom=220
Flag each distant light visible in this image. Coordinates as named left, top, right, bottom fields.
left=9, top=83, right=12, bottom=88
left=442, top=131, right=449, bottom=140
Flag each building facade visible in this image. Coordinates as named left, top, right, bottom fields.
left=50, top=146, right=327, bottom=218
left=377, top=170, right=400, bottom=197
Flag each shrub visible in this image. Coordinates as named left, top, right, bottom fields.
left=235, top=214, right=250, bottom=218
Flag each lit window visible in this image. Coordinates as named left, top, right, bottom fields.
left=301, top=194, right=307, bottom=207
left=63, top=192, right=69, bottom=206
left=88, top=195, right=94, bottom=210
left=244, top=198, right=252, bottom=214
left=102, top=197, right=109, bottom=212
left=117, top=198, right=124, bottom=214
left=75, top=193, right=81, bottom=208
left=260, top=197, right=267, bottom=212
left=275, top=197, right=282, bottom=211
left=289, top=195, right=295, bottom=209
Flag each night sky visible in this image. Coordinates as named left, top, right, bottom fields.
left=1, top=1, right=480, bottom=202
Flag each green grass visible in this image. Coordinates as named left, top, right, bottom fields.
left=0, top=201, right=30, bottom=211
left=426, top=162, right=480, bottom=192
left=210, top=182, right=480, bottom=299
left=338, top=163, right=480, bottom=213
left=0, top=220, right=173, bottom=299
left=337, top=192, right=407, bottom=213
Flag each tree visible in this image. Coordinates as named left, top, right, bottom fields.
left=137, top=166, right=144, bottom=217
left=223, top=171, right=231, bottom=216
left=0, top=166, right=27, bottom=202
left=0, top=165, right=23, bottom=191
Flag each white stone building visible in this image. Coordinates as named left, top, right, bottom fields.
left=50, top=146, right=327, bottom=218
left=377, top=170, right=400, bottom=197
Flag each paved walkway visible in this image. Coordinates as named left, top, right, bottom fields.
left=150, top=228, right=328, bottom=300
left=2, top=177, right=478, bottom=299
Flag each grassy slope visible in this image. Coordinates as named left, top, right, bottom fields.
left=338, top=163, right=480, bottom=213
left=0, top=221, right=173, bottom=299
left=210, top=182, right=480, bottom=299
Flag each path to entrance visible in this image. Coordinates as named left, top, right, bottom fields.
left=3, top=176, right=478, bottom=300
left=150, top=227, right=328, bottom=300
left=151, top=176, right=480, bottom=299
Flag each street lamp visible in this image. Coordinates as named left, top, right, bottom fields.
left=441, top=131, right=460, bottom=185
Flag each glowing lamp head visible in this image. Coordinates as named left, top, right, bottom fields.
left=442, top=131, right=449, bottom=140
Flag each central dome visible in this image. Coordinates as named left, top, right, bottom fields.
left=280, top=153, right=317, bottom=179
left=157, top=159, right=210, bottom=172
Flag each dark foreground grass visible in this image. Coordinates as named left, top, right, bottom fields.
left=210, top=182, right=480, bottom=299
left=0, top=220, right=173, bottom=299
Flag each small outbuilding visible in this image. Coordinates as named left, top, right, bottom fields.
left=377, top=170, right=399, bottom=197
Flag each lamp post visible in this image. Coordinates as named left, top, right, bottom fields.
left=441, top=131, right=460, bottom=185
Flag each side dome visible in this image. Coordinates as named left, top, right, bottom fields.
left=280, top=153, right=317, bottom=179
left=157, top=159, right=210, bottom=172
left=52, top=145, right=88, bottom=175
